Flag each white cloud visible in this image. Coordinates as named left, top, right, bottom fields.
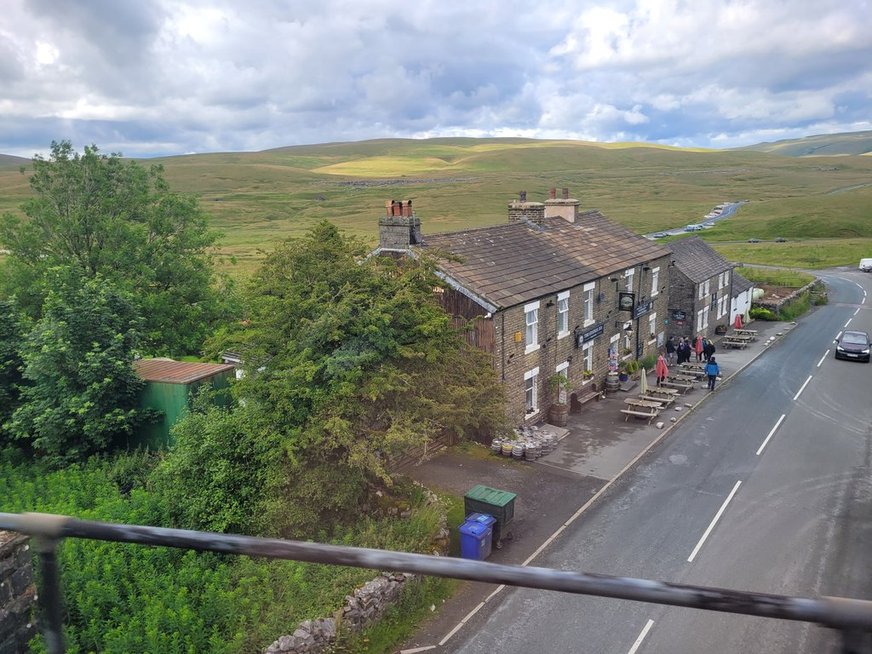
left=0, top=0, right=869, bottom=156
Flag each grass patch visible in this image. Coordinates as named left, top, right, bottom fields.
left=737, top=266, right=815, bottom=287
left=713, top=238, right=872, bottom=269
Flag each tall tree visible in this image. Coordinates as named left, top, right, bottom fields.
left=0, top=141, right=222, bottom=355
left=0, top=299, right=26, bottom=445
left=7, top=269, right=151, bottom=464
left=206, top=221, right=508, bottom=534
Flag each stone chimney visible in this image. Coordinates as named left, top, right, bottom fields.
left=378, top=200, right=422, bottom=250
left=508, top=191, right=545, bottom=224
left=544, top=186, right=580, bottom=223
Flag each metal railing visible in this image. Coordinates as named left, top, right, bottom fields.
left=2, top=511, right=872, bottom=653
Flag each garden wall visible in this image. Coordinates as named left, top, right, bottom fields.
left=0, top=531, right=36, bottom=654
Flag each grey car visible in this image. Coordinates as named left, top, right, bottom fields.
left=835, top=330, right=871, bottom=362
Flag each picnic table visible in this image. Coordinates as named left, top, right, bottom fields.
left=733, top=328, right=758, bottom=339
left=639, top=393, right=675, bottom=408
left=679, top=362, right=705, bottom=372
left=676, top=368, right=706, bottom=380
left=646, top=387, right=679, bottom=398
left=723, top=339, right=749, bottom=349
left=661, top=377, right=694, bottom=393
left=621, top=397, right=662, bottom=424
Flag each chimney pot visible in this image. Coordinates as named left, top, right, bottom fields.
left=519, top=191, right=527, bottom=202
left=562, top=187, right=569, bottom=199
left=549, top=187, right=557, bottom=200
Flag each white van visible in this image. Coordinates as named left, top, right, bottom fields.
left=685, top=224, right=703, bottom=232
left=859, top=258, right=872, bottom=272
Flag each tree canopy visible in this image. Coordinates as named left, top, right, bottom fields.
left=0, top=141, right=223, bottom=356
left=6, top=269, right=152, bottom=464
left=192, top=221, right=508, bottom=534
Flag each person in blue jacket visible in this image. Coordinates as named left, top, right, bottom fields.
left=705, top=356, right=720, bottom=390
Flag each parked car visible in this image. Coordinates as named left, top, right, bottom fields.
left=774, top=237, right=787, bottom=242
left=834, top=330, right=871, bottom=362
left=748, top=238, right=760, bottom=243
left=652, top=232, right=668, bottom=239
left=685, top=224, right=703, bottom=232
left=859, top=258, right=872, bottom=272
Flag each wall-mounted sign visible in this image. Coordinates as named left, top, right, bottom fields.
left=619, top=292, right=635, bottom=312
left=576, top=322, right=604, bottom=346
left=671, top=309, right=687, bottom=321
left=633, top=300, right=653, bottom=319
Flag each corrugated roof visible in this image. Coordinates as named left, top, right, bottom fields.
left=134, top=359, right=236, bottom=384
left=667, top=237, right=732, bottom=284
left=417, top=211, right=671, bottom=309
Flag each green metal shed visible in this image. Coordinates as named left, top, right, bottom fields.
left=133, top=359, right=235, bottom=448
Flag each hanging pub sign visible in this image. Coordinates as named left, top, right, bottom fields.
left=633, top=299, right=653, bottom=319
left=618, top=292, right=635, bottom=312
left=671, top=309, right=687, bottom=321
left=576, top=322, right=604, bottom=347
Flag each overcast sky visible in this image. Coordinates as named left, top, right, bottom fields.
left=2, top=0, right=870, bottom=158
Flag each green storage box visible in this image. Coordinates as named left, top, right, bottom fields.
left=464, top=485, right=517, bottom=544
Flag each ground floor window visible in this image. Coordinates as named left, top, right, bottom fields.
left=582, top=342, right=593, bottom=382
left=555, top=361, right=569, bottom=403
left=524, top=367, right=539, bottom=415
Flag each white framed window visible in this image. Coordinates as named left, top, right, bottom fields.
left=582, top=341, right=593, bottom=382
left=624, top=268, right=635, bottom=292
left=524, top=300, right=540, bottom=353
left=524, top=367, right=539, bottom=415
left=583, top=282, right=595, bottom=325
left=555, top=361, right=569, bottom=403
left=650, top=267, right=660, bottom=297
left=696, top=307, right=709, bottom=332
left=648, top=312, right=657, bottom=341
left=699, top=279, right=711, bottom=300
left=724, top=269, right=730, bottom=286
left=557, top=291, right=570, bottom=338
left=718, top=295, right=728, bottom=318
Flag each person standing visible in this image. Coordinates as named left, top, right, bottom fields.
left=694, top=335, right=704, bottom=362
left=705, top=356, right=720, bottom=390
left=655, top=352, right=669, bottom=386
left=665, top=336, right=676, bottom=365
left=704, top=339, right=716, bottom=362
left=678, top=338, right=688, bottom=364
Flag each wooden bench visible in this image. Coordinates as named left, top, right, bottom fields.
left=639, top=394, right=675, bottom=407
left=620, top=408, right=659, bottom=424
left=661, top=379, right=693, bottom=393
left=733, top=329, right=758, bottom=339
left=723, top=339, right=749, bottom=349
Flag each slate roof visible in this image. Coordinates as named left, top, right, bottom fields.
left=667, top=236, right=732, bottom=284
left=134, top=359, right=236, bottom=384
left=417, top=211, right=671, bottom=309
left=732, top=270, right=754, bottom=296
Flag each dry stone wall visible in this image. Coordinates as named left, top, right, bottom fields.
left=0, top=531, right=36, bottom=654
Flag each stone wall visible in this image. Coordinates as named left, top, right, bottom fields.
left=0, top=531, right=36, bottom=654
left=264, top=487, right=449, bottom=654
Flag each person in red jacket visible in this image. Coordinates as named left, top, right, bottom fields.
left=655, top=353, right=669, bottom=386
left=694, top=335, right=704, bottom=362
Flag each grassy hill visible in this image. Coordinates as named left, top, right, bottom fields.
left=1, top=137, right=871, bottom=273
left=737, top=130, right=872, bottom=157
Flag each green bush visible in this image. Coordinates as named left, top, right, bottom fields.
left=749, top=307, right=778, bottom=321
left=639, top=354, right=657, bottom=371
left=779, top=291, right=812, bottom=321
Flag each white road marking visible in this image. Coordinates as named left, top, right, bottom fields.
left=835, top=331, right=843, bottom=342
left=400, top=647, right=437, bottom=653
left=627, top=619, right=655, bottom=654
left=793, top=375, right=813, bottom=401
left=854, top=307, right=861, bottom=316
left=844, top=319, right=852, bottom=328
left=688, top=480, right=742, bottom=563
left=817, top=351, right=828, bottom=368
left=756, top=414, right=786, bottom=456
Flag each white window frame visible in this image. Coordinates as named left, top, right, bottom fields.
left=697, top=307, right=709, bottom=332
left=724, top=269, right=731, bottom=286
left=624, top=268, right=635, bottom=292
left=524, top=367, right=540, bottom=415
left=583, top=282, right=595, bottom=326
left=555, top=361, right=569, bottom=403
left=557, top=291, right=570, bottom=339
left=648, top=312, right=657, bottom=342
left=524, top=300, right=540, bottom=354
left=650, top=267, right=660, bottom=298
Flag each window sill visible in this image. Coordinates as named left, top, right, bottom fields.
left=582, top=378, right=593, bottom=386
left=557, top=331, right=570, bottom=340
left=583, top=319, right=595, bottom=328
left=525, top=344, right=540, bottom=355
left=525, top=409, right=540, bottom=419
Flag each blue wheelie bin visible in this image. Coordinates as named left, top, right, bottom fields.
left=458, top=513, right=496, bottom=561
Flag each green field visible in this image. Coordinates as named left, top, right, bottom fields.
left=2, top=138, right=871, bottom=275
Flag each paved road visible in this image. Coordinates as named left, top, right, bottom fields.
left=453, top=271, right=872, bottom=653
left=645, top=202, right=743, bottom=239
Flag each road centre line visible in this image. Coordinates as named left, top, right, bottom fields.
left=793, top=375, right=813, bottom=401
left=844, top=319, right=852, bottom=328
left=756, top=414, right=786, bottom=456
left=817, top=351, right=828, bottom=368
left=627, top=619, right=655, bottom=654
left=854, top=307, right=861, bottom=316
left=835, top=331, right=843, bottom=342
left=688, top=480, right=742, bottom=563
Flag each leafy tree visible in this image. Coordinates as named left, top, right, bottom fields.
left=209, top=221, right=508, bottom=535
left=7, top=269, right=152, bottom=464
left=0, top=299, right=26, bottom=444
left=0, top=140, right=222, bottom=355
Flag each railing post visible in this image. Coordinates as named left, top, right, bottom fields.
left=33, top=535, right=66, bottom=654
